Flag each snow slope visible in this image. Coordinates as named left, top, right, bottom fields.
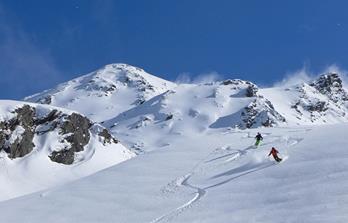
left=25, top=64, right=176, bottom=122
left=0, top=100, right=134, bottom=201
left=105, top=80, right=285, bottom=153
left=0, top=124, right=347, bottom=223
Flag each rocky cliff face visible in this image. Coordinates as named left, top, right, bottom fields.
left=0, top=103, right=120, bottom=164
left=217, top=80, right=286, bottom=128
left=221, top=79, right=258, bottom=97
left=49, top=113, right=93, bottom=165
left=0, top=105, right=36, bottom=158
left=288, top=73, right=348, bottom=122
left=241, top=96, right=286, bottom=128
left=310, top=73, right=348, bottom=104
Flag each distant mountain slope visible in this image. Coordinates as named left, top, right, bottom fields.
left=0, top=100, right=134, bottom=201
left=25, top=64, right=176, bottom=122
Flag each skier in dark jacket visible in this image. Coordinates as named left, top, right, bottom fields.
left=268, top=147, right=282, bottom=162
left=255, top=132, right=263, bottom=146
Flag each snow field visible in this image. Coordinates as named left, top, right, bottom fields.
left=0, top=124, right=347, bottom=223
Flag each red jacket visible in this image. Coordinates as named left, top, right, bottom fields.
left=268, top=148, right=279, bottom=156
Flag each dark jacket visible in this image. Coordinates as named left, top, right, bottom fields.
left=255, top=133, right=263, bottom=141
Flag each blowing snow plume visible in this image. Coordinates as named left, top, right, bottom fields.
left=274, top=65, right=348, bottom=89
left=175, top=71, right=224, bottom=84
left=324, top=64, right=348, bottom=89
left=273, top=67, right=313, bottom=88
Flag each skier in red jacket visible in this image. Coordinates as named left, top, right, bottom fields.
left=268, top=147, right=282, bottom=162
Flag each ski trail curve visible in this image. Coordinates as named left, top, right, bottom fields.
left=150, top=174, right=206, bottom=223
left=150, top=146, right=251, bottom=223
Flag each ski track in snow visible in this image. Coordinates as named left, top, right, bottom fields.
left=150, top=132, right=304, bottom=223
left=150, top=174, right=206, bottom=223
left=151, top=148, right=219, bottom=223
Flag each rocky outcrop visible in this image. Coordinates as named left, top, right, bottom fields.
left=60, top=113, right=92, bottom=152
left=290, top=80, right=348, bottom=122
left=310, top=73, right=348, bottom=104
left=50, top=150, right=75, bottom=165
left=49, top=112, right=119, bottom=164
left=210, top=95, right=286, bottom=129
left=245, top=84, right=258, bottom=97
left=0, top=104, right=119, bottom=165
left=221, top=79, right=237, bottom=85
left=0, top=105, right=36, bottom=158
left=49, top=113, right=92, bottom=165
left=241, top=97, right=286, bottom=128
left=221, top=79, right=258, bottom=97
left=98, top=129, right=119, bottom=145
left=0, top=131, right=5, bottom=149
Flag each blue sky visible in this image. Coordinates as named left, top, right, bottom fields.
left=1, top=0, right=348, bottom=99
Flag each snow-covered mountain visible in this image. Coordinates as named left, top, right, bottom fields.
left=25, top=63, right=176, bottom=122
left=24, top=64, right=348, bottom=153
left=0, top=100, right=134, bottom=201
left=25, top=64, right=348, bottom=129
left=2, top=64, right=348, bottom=222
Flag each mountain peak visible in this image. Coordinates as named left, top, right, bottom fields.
left=95, top=63, right=145, bottom=79
left=103, top=63, right=144, bottom=71
left=25, top=63, right=175, bottom=122
left=95, top=63, right=174, bottom=91
left=312, top=72, right=343, bottom=90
